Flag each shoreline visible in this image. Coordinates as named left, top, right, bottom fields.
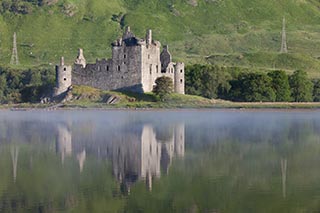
left=2, top=102, right=320, bottom=112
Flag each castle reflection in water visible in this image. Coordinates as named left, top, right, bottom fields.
left=8, top=119, right=185, bottom=192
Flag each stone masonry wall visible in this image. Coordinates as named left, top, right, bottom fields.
left=72, top=45, right=143, bottom=93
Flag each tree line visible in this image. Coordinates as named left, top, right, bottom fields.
left=0, top=66, right=54, bottom=103
left=1, top=64, right=320, bottom=104
left=185, top=64, right=320, bottom=102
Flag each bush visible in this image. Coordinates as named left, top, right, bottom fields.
left=153, top=76, right=173, bottom=101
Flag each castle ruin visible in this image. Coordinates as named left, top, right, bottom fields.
left=54, top=27, right=185, bottom=97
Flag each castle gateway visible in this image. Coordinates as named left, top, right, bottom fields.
left=54, top=27, right=185, bottom=96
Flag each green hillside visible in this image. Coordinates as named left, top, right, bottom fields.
left=1, top=0, right=320, bottom=76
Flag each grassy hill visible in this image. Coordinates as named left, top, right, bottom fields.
left=1, top=0, right=320, bottom=76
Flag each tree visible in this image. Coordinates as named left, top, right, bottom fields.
left=0, top=74, right=7, bottom=102
left=185, top=64, right=231, bottom=99
left=185, top=64, right=204, bottom=96
left=268, top=70, right=291, bottom=102
left=230, top=72, right=275, bottom=102
left=289, top=70, right=313, bottom=102
left=313, top=80, right=320, bottom=102
left=201, top=65, right=231, bottom=99
left=153, top=76, right=173, bottom=101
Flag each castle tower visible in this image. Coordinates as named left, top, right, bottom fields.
left=174, top=62, right=185, bottom=94
left=75, top=48, right=86, bottom=68
left=54, top=57, right=72, bottom=97
left=280, top=17, right=288, bottom=53
left=146, top=29, right=152, bottom=46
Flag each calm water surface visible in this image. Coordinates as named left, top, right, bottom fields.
left=0, top=110, right=320, bottom=212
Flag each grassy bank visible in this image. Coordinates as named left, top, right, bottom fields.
left=2, top=85, right=320, bottom=110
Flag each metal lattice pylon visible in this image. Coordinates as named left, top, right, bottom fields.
left=280, top=17, right=288, bottom=53
left=10, top=32, right=19, bottom=65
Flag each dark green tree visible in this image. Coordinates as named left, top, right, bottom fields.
left=185, top=64, right=204, bottom=96
left=201, top=65, right=231, bottom=99
left=313, top=80, right=320, bottom=102
left=230, top=72, right=275, bottom=102
left=185, top=64, right=231, bottom=99
left=289, top=70, right=313, bottom=102
left=0, top=74, right=7, bottom=102
left=268, top=70, right=291, bottom=102
left=153, top=76, right=173, bottom=101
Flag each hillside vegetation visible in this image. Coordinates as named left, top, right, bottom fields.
left=1, top=0, right=320, bottom=76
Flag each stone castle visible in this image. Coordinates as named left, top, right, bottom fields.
left=54, top=27, right=185, bottom=96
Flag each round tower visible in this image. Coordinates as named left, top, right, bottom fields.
left=54, top=57, right=72, bottom=97
left=174, top=62, right=185, bottom=94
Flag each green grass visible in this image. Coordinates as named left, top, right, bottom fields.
left=57, top=85, right=216, bottom=108
left=61, top=85, right=320, bottom=109
left=2, top=0, right=320, bottom=77
left=3, top=84, right=320, bottom=109
left=206, top=52, right=320, bottom=77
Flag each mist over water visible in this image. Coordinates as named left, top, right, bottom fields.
left=0, top=110, right=320, bottom=212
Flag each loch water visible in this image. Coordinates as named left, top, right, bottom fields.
left=0, top=110, right=320, bottom=212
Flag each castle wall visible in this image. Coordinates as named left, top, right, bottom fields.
left=72, top=44, right=143, bottom=92
left=162, top=62, right=175, bottom=79
left=72, top=59, right=113, bottom=90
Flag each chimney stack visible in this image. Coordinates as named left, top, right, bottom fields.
left=146, top=29, right=152, bottom=45
left=60, top=57, right=65, bottom=66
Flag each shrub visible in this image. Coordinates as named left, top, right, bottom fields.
left=153, top=76, right=173, bottom=101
